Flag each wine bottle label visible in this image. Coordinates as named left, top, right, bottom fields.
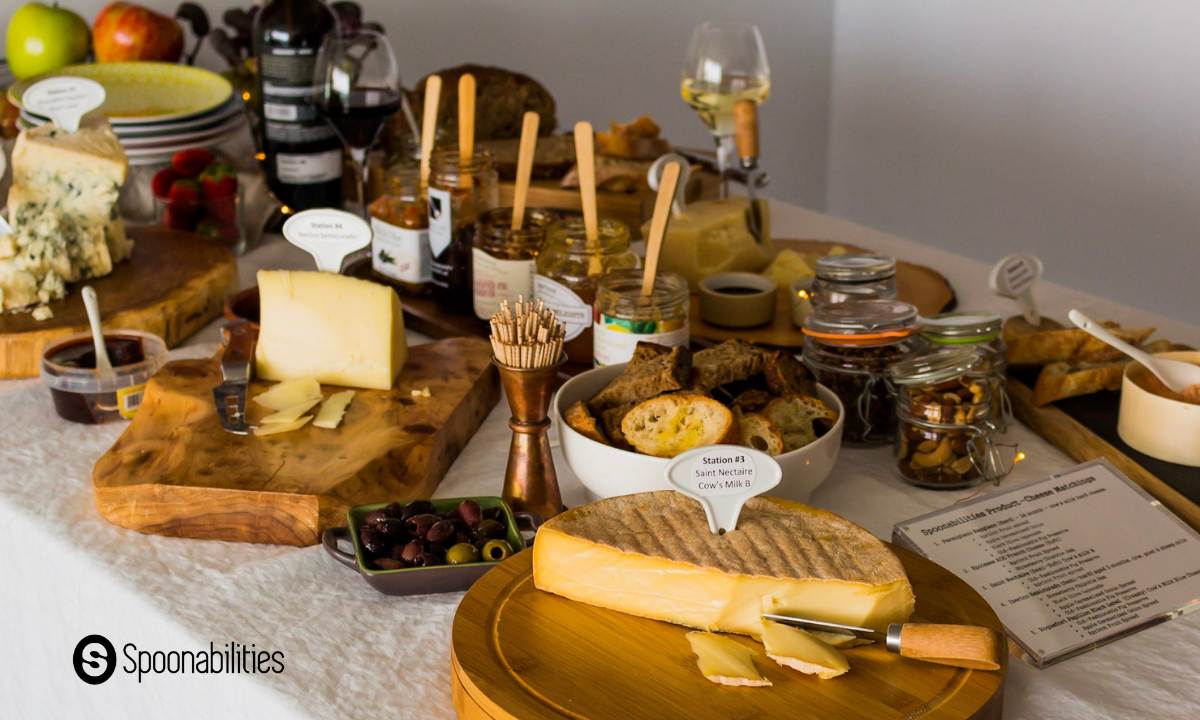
left=427, top=187, right=454, bottom=257
left=260, top=46, right=335, bottom=143
left=276, top=149, right=342, bottom=184
left=593, top=313, right=689, bottom=367
left=472, top=249, right=534, bottom=320
left=372, top=218, right=431, bottom=283
left=533, top=274, right=591, bottom=342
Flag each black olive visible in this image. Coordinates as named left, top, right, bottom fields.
left=364, top=509, right=391, bottom=526
left=457, top=500, right=483, bottom=527
left=382, top=502, right=405, bottom=518
left=482, top=506, right=503, bottom=522
left=474, top=519, right=506, bottom=540
left=405, top=513, right=438, bottom=537
left=374, top=517, right=408, bottom=542
left=426, top=519, right=456, bottom=545
left=400, top=539, right=423, bottom=564
left=401, top=500, right=434, bottom=520
left=374, top=558, right=404, bottom=571
left=358, top=526, right=387, bottom=555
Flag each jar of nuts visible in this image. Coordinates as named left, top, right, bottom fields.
left=888, top=348, right=1008, bottom=489
left=802, top=299, right=923, bottom=445
left=921, top=311, right=1012, bottom=431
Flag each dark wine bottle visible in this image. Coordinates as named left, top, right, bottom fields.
left=253, top=0, right=343, bottom=211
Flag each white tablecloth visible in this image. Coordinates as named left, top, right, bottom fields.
left=2, top=202, right=1198, bottom=719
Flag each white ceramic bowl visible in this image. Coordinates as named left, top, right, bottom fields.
left=1118, top=351, right=1200, bottom=467
left=553, top=363, right=844, bottom=501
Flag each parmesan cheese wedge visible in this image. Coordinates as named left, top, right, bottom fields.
left=253, top=415, right=313, bottom=436
left=685, top=632, right=771, bottom=687
left=760, top=620, right=849, bottom=679
left=260, top=397, right=321, bottom=424
left=314, top=390, right=355, bottom=429
left=254, top=377, right=321, bottom=411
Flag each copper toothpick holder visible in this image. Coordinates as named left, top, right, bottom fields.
left=494, top=355, right=565, bottom=522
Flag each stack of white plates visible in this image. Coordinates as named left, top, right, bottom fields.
left=9, top=62, right=248, bottom=166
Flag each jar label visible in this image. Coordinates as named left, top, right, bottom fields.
left=428, top=186, right=453, bottom=258
left=533, top=274, right=591, bottom=341
left=593, top=312, right=689, bottom=366
left=472, top=248, right=533, bottom=320
left=276, top=149, right=342, bottom=184
left=372, top=218, right=431, bottom=283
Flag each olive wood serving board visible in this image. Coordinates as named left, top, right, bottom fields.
left=451, top=545, right=1005, bottom=720
left=689, top=239, right=956, bottom=349
left=0, top=226, right=237, bottom=378
left=92, top=337, right=499, bottom=546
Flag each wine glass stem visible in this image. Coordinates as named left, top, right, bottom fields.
left=350, top=146, right=369, bottom=219
left=714, top=135, right=735, bottom=199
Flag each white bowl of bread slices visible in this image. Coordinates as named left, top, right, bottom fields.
left=555, top=340, right=843, bottom=501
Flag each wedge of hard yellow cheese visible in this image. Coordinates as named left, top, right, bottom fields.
left=533, top=492, right=915, bottom=637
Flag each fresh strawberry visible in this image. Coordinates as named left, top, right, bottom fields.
left=167, top=178, right=201, bottom=208
left=171, top=148, right=215, bottom=178
left=205, top=193, right=237, bottom=223
left=199, top=162, right=237, bottom=200
left=163, top=206, right=195, bottom=231
left=151, top=168, right=179, bottom=199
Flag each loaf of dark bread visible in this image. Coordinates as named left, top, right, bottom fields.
left=479, top=134, right=575, bottom=181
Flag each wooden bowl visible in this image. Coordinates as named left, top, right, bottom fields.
left=1118, top=351, right=1200, bottom=467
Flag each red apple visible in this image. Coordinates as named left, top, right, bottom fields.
left=92, top=2, right=183, bottom=63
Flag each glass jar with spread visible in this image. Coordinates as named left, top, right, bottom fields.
left=471, top=207, right=557, bottom=321
left=888, top=348, right=1009, bottom=489
left=40, top=330, right=168, bottom=424
left=802, top=299, right=922, bottom=445
left=534, top=217, right=638, bottom=364
left=368, top=163, right=431, bottom=295
left=593, top=269, right=689, bottom=366
left=428, top=148, right=500, bottom=313
left=921, top=311, right=1011, bottom=431
left=812, top=254, right=898, bottom=306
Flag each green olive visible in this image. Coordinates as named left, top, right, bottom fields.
left=445, top=542, right=480, bottom=565
left=482, top=539, right=514, bottom=562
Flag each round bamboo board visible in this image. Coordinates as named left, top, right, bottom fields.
left=690, top=239, right=956, bottom=348
left=451, top=545, right=1005, bottom=720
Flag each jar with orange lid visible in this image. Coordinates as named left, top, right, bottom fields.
left=368, top=163, right=431, bottom=295
left=802, top=299, right=923, bottom=445
left=533, top=217, right=638, bottom=364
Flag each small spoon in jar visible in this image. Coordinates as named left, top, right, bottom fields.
left=1069, top=309, right=1200, bottom=401
left=81, top=286, right=112, bottom=373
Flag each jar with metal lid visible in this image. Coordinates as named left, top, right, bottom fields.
left=471, top=207, right=557, bottom=320
left=368, top=163, right=431, bottom=295
left=921, top=311, right=1011, bottom=430
left=534, top=217, right=638, bottom=364
left=813, top=254, right=897, bottom=306
left=888, top=348, right=1011, bottom=489
left=428, top=148, right=500, bottom=313
left=802, top=299, right=922, bottom=445
left=593, top=269, right=689, bottom=366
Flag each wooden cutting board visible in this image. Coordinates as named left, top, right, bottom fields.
left=92, top=337, right=500, bottom=546
left=0, top=226, right=237, bottom=378
left=690, top=239, right=956, bottom=348
left=451, top=546, right=1005, bottom=720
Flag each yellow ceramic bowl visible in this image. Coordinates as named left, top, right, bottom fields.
left=1117, top=351, right=1200, bottom=467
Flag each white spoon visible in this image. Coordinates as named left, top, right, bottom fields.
left=1069, top=309, right=1200, bottom=397
left=81, top=286, right=112, bottom=373
left=282, top=208, right=372, bottom=273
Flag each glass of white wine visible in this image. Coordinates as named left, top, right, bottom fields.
left=681, top=22, right=770, bottom=197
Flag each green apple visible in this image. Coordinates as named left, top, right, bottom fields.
left=6, top=3, right=90, bottom=80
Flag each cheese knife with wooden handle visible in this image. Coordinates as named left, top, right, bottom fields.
left=733, top=99, right=766, bottom=244
left=762, top=614, right=1003, bottom=671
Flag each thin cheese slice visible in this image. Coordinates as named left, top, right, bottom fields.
left=253, top=377, right=321, bottom=411
left=762, top=595, right=872, bottom=648
left=760, top=620, right=850, bottom=679
left=533, top=492, right=915, bottom=637
left=313, top=390, right=355, bottom=429
left=253, top=415, right=312, bottom=436
left=260, top=397, right=321, bottom=424
left=685, top=632, right=771, bottom=687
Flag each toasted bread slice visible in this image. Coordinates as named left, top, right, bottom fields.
left=599, top=403, right=636, bottom=450
left=1032, top=339, right=1177, bottom=405
left=621, top=393, right=737, bottom=458
left=565, top=401, right=609, bottom=444
left=763, top=394, right=837, bottom=452
left=692, top=340, right=766, bottom=391
left=1007, top=322, right=1155, bottom=366
left=763, top=351, right=816, bottom=396
left=590, top=344, right=692, bottom=410
left=731, top=388, right=775, bottom=413
left=735, top=410, right=785, bottom=456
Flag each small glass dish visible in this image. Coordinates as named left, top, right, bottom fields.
left=40, top=330, right=168, bottom=424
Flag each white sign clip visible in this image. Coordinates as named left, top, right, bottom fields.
left=665, top=445, right=782, bottom=535
left=283, top=208, right=372, bottom=273
left=989, top=253, right=1044, bottom=325
left=22, top=77, right=106, bottom=134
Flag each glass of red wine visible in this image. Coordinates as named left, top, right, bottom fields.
left=316, top=28, right=402, bottom=217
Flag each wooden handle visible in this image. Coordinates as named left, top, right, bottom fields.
left=898, top=624, right=1002, bottom=671
left=642, top=161, right=680, bottom=297
left=419, top=75, right=441, bottom=189
left=573, top=121, right=598, bottom=242
left=458, top=73, right=476, bottom=161
left=733, top=99, right=758, bottom=163
left=511, top=112, right=539, bottom=231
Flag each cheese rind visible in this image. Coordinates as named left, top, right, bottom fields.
left=533, top=492, right=915, bottom=637
left=760, top=620, right=850, bottom=679
left=685, top=632, right=771, bottom=687
left=254, top=271, right=409, bottom=390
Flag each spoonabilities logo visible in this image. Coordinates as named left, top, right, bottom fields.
left=73, top=635, right=116, bottom=685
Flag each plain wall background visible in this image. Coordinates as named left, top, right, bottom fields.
left=2, top=1, right=1196, bottom=322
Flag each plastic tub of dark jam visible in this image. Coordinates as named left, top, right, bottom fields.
left=40, top=331, right=168, bottom=424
